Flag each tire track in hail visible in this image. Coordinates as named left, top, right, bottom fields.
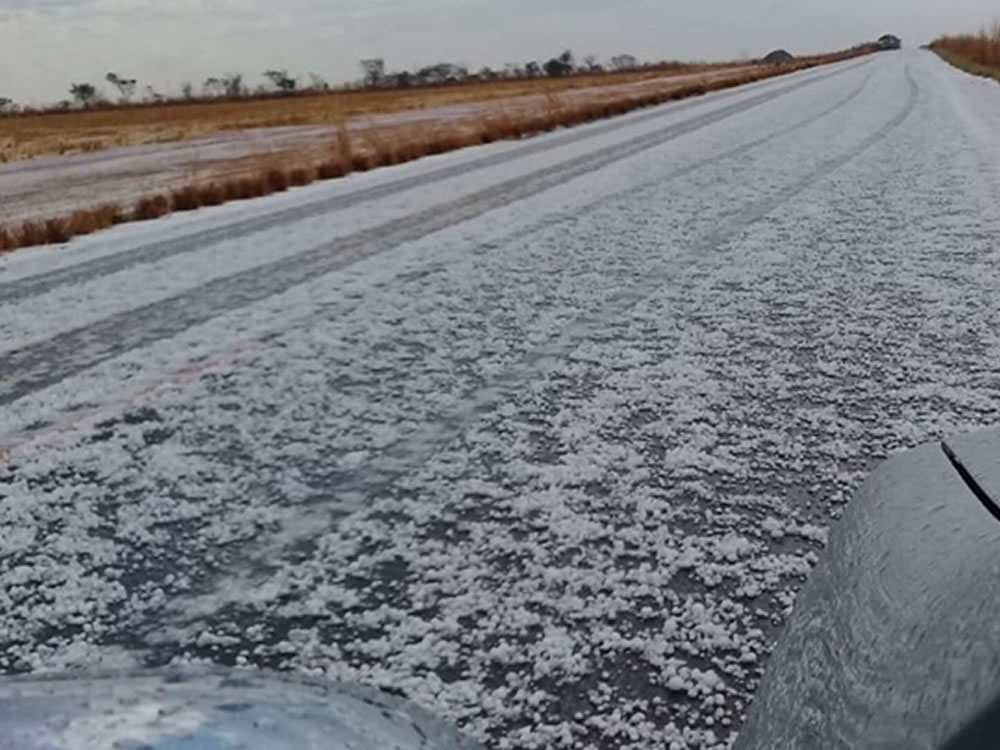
left=288, top=65, right=921, bottom=516
left=480, top=68, right=875, bottom=254
left=121, top=63, right=916, bottom=622
left=0, top=59, right=875, bottom=304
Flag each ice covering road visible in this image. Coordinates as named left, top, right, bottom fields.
left=3, top=50, right=1000, bottom=749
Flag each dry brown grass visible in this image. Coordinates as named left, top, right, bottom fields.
left=0, top=46, right=874, bottom=256
left=0, top=204, right=126, bottom=252
left=229, top=176, right=269, bottom=200
left=0, top=226, right=14, bottom=253
left=198, top=183, right=227, bottom=206
left=18, top=221, right=48, bottom=247
left=316, top=160, right=347, bottom=180
left=95, top=204, right=125, bottom=227
left=171, top=185, right=202, bottom=212
left=67, top=207, right=108, bottom=236
left=931, top=22, right=1000, bottom=79
left=288, top=167, right=315, bottom=187
left=265, top=168, right=290, bottom=192
left=135, top=194, right=171, bottom=221
left=44, top=219, right=71, bottom=244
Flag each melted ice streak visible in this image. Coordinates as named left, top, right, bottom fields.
left=2, top=51, right=1000, bottom=749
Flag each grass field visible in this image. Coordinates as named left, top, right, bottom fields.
left=0, top=46, right=876, bottom=254
left=930, top=23, right=1000, bottom=80
left=0, top=63, right=750, bottom=163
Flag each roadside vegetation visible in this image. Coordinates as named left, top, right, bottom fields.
left=929, top=22, right=1000, bottom=81
left=0, top=45, right=878, bottom=255
left=0, top=54, right=751, bottom=163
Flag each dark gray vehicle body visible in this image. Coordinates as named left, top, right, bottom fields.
left=877, top=34, right=903, bottom=51
left=735, top=429, right=1000, bottom=750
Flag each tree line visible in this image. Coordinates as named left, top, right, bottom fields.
left=0, top=50, right=647, bottom=113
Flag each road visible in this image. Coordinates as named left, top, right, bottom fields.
left=2, top=50, right=1000, bottom=749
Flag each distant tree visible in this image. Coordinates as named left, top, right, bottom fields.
left=198, top=74, right=244, bottom=98
left=360, top=58, right=385, bottom=87
left=558, top=49, right=575, bottom=69
left=0, top=97, right=13, bottom=113
left=181, top=81, right=195, bottom=100
left=263, top=69, right=296, bottom=93
left=544, top=57, right=572, bottom=77
left=611, top=54, right=639, bottom=71
left=143, top=85, right=165, bottom=103
left=504, top=63, right=524, bottom=78
left=392, top=70, right=413, bottom=88
left=106, top=72, right=137, bottom=102
left=525, top=61, right=542, bottom=77
left=69, top=82, right=98, bottom=107
left=223, top=73, right=245, bottom=97
left=583, top=54, right=599, bottom=71
left=416, top=62, right=468, bottom=84
left=308, top=72, right=329, bottom=90
left=478, top=65, right=498, bottom=80
left=203, top=77, right=225, bottom=97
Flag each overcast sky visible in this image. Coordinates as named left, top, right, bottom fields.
left=0, top=0, right=996, bottom=104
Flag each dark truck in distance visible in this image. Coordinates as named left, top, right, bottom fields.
left=877, top=34, right=902, bottom=50
left=763, top=49, right=795, bottom=65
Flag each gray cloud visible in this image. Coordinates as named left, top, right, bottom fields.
left=0, top=0, right=997, bottom=103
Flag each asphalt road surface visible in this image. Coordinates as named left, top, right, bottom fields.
left=3, top=50, right=1000, bottom=749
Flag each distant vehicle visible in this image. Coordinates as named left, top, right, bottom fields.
left=763, top=49, right=795, bottom=65
left=877, top=34, right=902, bottom=50
left=2, top=667, right=483, bottom=750
left=735, top=428, right=1000, bottom=749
